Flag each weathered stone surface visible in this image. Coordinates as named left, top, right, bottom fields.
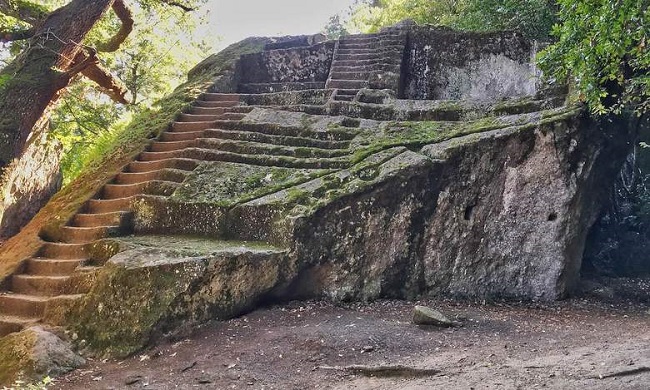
left=238, top=41, right=334, bottom=85
left=288, top=110, right=633, bottom=301
left=404, top=26, right=537, bottom=100
left=66, top=238, right=290, bottom=356
left=0, top=326, right=84, bottom=386
left=412, top=305, right=454, bottom=327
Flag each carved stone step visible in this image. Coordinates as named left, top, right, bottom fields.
left=182, top=148, right=351, bottom=170
left=102, top=181, right=179, bottom=199
left=331, top=62, right=398, bottom=70
left=194, top=138, right=350, bottom=159
left=178, top=113, right=223, bottom=122
left=11, top=275, right=72, bottom=296
left=85, top=197, right=132, bottom=214
left=127, top=158, right=200, bottom=173
left=335, top=53, right=380, bottom=61
left=39, top=242, right=88, bottom=260
left=115, top=169, right=187, bottom=185
left=171, top=121, right=215, bottom=132
left=327, top=79, right=368, bottom=89
left=0, top=293, right=47, bottom=318
left=334, top=94, right=355, bottom=101
left=200, top=93, right=240, bottom=102
left=189, top=106, right=226, bottom=115
left=0, top=314, right=39, bottom=337
left=202, top=129, right=351, bottom=150
left=149, top=140, right=194, bottom=152
left=329, top=71, right=370, bottom=80
left=160, top=130, right=205, bottom=142
left=214, top=121, right=359, bottom=141
left=58, top=225, right=122, bottom=244
left=25, top=257, right=86, bottom=276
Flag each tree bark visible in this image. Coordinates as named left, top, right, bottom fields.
left=0, top=0, right=116, bottom=165
left=0, top=0, right=116, bottom=238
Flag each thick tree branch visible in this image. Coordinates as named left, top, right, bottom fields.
left=0, top=27, right=34, bottom=42
left=159, top=0, right=196, bottom=12
left=0, top=0, right=49, bottom=26
left=69, top=51, right=130, bottom=104
left=96, top=0, right=134, bottom=53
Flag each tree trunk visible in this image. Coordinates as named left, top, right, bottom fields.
left=0, top=0, right=115, bottom=238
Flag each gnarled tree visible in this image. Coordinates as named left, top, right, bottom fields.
left=0, top=0, right=195, bottom=238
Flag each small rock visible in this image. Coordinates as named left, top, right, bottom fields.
left=412, top=305, right=455, bottom=327
left=125, top=375, right=143, bottom=385
left=361, top=345, right=375, bottom=353
left=196, top=375, right=213, bottom=384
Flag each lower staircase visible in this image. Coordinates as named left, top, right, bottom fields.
left=0, top=93, right=237, bottom=337
left=0, top=88, right=360, bottom=337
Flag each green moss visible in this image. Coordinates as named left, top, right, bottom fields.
left=0, top=330, right=37, bottom=385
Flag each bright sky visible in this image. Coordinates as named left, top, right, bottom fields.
left=198, top=0, right=359, bottom=51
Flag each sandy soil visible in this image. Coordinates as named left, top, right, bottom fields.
left=52, top=278, right=650, bottom=390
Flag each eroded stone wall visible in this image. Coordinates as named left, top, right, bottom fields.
left=238, top=41, right=334, bottom=86
left=404, top=27, right=538, bottom=100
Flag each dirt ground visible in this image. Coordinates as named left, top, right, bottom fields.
left=52, top=278, right=650, bottom=390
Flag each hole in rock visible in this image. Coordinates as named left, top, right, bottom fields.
left=464, top=205, right=474, bottom=221
left=548, top=212, right=558, bottom=221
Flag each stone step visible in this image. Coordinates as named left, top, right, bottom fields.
left=149, top=140, right=194, bottom=152
left=336, top=48, right=401, bottom=56
left=72, top=211, right=132, bottom=228
left=327, top=79, right=368, bottom=89
left=115, top=169, right=188, bottom=185
left=202, top=129, right=350, bottom=150
left=334, top=94, right=355, bottom=101
left=25, top=257, right=86, bottom=276
left=221, top=112, right=246, bottom=121
left=200, top=93, right=240, bottom=102
left=0, top=293, right=47, bottom=318
left=195, top=138, right=350, bottom=159
left=239, top=82, right=325, bottom=94
left=330, top=63, right=399, bottom=73
left=337, top=42, right=374, bottom=49
left=0, top=314, right=39, bottom=337
left=160, top=130, right=205, bottom=142
left=127, top=158, right=200, bottom=174
left=331, top=59, right=395, bottom=68
left=141, top=148, right=350, bottom=169
left=102, top=181, right=179, bottom=199
left=171, top=121, right=215, bottom=133
left=336, top=89, right=359, bottom=96
left=85, top=197, right=132, bottom=214
left=335, top=53, right=380, bottom=61
left=11, top=275, right=72, bottom=296
left=189, top=106, right=226, bottom=115
left=39, top=242, right=88, bottom=260
left=57, top=225, right=123, bottom=244
left=178, top=113, right=223, bottom=122
left=214, top=121, right=359, bottom=141
left=329, top=71, right=370, bottom=80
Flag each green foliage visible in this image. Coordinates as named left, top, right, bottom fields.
left=349, top=0, right=556, bottom=39
left=41, top=0, right=211, bottom=183
left=539, top=0, right=649, bottom=116
left=454, top=0, right=557, bottom=39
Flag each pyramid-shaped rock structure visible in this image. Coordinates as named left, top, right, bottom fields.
left=0, top=24, right=632, bottom=364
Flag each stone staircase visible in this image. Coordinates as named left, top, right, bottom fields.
left=0, top=93, right=243, bottom=337
left=327, top=31, right=407, bottom=102
left=0, top=88, right=363, bottom=337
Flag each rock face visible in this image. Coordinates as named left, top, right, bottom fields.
left=404, top=27, right=538, bottom=100
left=0, top=22, right=635, bottom=366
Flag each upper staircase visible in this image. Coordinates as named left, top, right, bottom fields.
left=327, top=31, right=407, bottom=102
